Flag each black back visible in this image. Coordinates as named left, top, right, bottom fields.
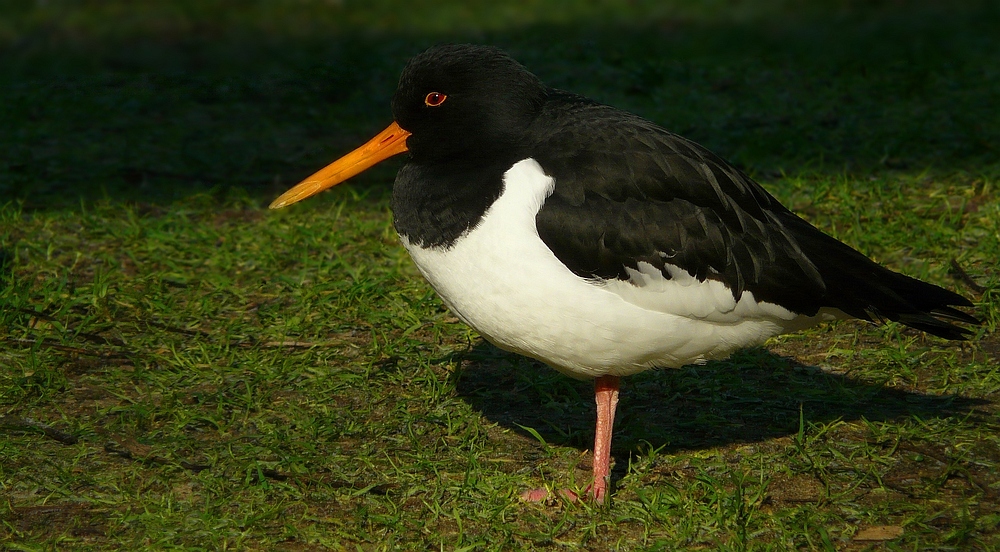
left=530, top=92, right=976, bottom=338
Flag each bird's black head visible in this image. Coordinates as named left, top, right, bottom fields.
left=391, top=44, right=546, bottom=164
left=268, top=44, right=547, bottom=212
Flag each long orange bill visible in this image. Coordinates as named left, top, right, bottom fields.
left=269, top=121, right=411, bottom=209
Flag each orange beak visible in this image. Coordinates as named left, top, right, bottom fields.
left=269, top=121, right=411, bottom=209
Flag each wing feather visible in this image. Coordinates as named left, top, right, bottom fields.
left=530, top=92, right=976, bottom=338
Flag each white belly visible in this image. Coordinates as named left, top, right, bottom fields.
left=401, top=159, right=833, bottom=379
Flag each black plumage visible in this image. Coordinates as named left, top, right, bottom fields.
left=529, top=93, right=977, bottom=338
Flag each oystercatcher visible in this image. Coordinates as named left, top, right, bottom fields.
left=270, top=44, right=978, bottom=503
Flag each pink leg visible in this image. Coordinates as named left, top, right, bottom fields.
left=520, top=374, right=621, bottom=504
left=590, top=375, right=620, bottom=503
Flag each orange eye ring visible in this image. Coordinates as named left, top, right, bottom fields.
left=424, top=92, right=447, bottom=107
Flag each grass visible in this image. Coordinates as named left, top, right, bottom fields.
left=2, top=0, right=1000, bottom=549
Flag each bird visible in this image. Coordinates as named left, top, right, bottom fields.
left=269, top=44, right=978, bottom=503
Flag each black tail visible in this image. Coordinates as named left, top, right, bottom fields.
left=794, top=221, right=979, bottom=340
left=864, top=269, right=979, bottom=340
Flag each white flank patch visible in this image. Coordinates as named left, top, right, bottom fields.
left=401, top=158, right=837, bottom=379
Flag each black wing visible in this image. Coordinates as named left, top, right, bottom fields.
left=530, top=93, right=977, bottom=339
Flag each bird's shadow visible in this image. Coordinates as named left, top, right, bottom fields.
left=450, top=341, right=988, bottom=463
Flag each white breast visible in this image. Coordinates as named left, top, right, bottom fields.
left=401, top=159, right=835, bottom=379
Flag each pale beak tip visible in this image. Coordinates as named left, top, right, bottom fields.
left=269, top=191, right=300, bottom=209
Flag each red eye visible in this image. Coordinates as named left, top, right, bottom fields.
left=424, top=92, right=447, bottom=107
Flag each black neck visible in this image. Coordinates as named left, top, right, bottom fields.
left=391, top=155, right=517, bottom=249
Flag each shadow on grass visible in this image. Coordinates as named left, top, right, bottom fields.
left=2, top=1, right=998, bottom=210
left=451, top=341, right=988, bottom=461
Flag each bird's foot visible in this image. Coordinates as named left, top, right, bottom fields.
left=520, top=483, right=609, bottom=503
left=519, top=488, right=581, bottom=503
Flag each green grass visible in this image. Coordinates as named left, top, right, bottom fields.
left=2, top=0, right=1000, bottom=549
